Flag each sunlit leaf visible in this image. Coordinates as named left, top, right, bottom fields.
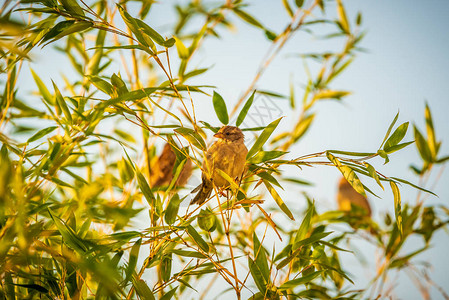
left=236, top=90, right=255, bottom=127
left=27, top=126, right=57, bottom=143
left=247, top=118, right=282, bottom=159
left=264, top=181, right=294, bottom=220
left=384, top=122, right=409, bottom=152
left=390, top=181, right=403, bottom=236
left=278, top=271, right=323, bottom=290
left=414, top=125, right=432, bottom=162
left=212, top=91, right=229, bottom=125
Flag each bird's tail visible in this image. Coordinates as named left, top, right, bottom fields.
left=191, top=180, right=212, bottom=205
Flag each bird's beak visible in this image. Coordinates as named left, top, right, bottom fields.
left=213, top=132, right=224, bottom=139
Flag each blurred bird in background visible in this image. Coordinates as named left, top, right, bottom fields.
left=337, top=177, right=372, bottom=216
left=191, top=126, right=248, bottom=205
left=337, top=177, right=377, bottom=233
left=150, top=142, right=192, bottom=188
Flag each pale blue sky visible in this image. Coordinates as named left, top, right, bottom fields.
left=17, top=0, right=449, bottom=298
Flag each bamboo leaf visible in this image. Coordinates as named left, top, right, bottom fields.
left=27, top=126, right=58, bottom=143
left=174, top=36, right=189, bottom=59
left=278, top=271, right=323, bottom=290
left=247, top=118, right=282, bottom=159
left=384, top=122, right=409, bottom=152
left=187, top=225, right=209, bottom=253
left=125, top=238, right=142, bottom=283
left=164, top=194, right=183, bottom=225
left=249, top=150, right=287, bottom=164
left=31, top=68, right=53, bottom=105
left=136, top=169, right=156, bottom=206
left=198, top=208, right=216, bottom=232
left=336, top=0, right=350, bottom=33
left=414, top=125, right=432, bottom=162
left=253, top=232, right=270, bottom=283
left=248, top=257, right=267, bottom=294
left=380, top=112, right=399, bottom=148
left=132, top=276, right=156, bottom=300
left=425, top=103, right=437, bottom=158
left=212, top=91, right=229, bottom=125
left=234, top=9, right=264, bottom=29
left=263, top=181, right=294, bottom=220
left=59, top=0, right=85, bottom=16
left=390, top=181, right=403, bottom=236
left=236, top=90, right=255, bottom=127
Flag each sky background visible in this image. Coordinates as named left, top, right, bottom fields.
left=15, top=0, right=449, bottom=298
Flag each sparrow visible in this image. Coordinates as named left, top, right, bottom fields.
left=337, top=177, right=372, bottom=216
left=150, top=142, right=192, bottom=188
left=191, top=126, right=248, bottom=205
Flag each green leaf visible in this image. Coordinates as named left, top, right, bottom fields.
left=117, top=4, right=153, bottom=50
left=364, top=162, right=383, bottom=190
left=160, top=254, right=172, bottom=282
left=414, top=125, right=432, bottom=162
left=234, top=9, right=264, bottom=29
left=425, top=103, right=437, bottom=158
left=136, top=169, right=156, bottom=206
left=248, top=257, right=267, bottom=294
left=390, top=181, right=402, bottom=236
left=326, top=152, right=366, bottom=197
left=164, top=194, right=183, bottom=225
left=256, top=172, right=283, bottom=189
left=111, top=73, right=128, bottom=96
left=52, top=81, right=71, bottom=122
left=253, top=232, right=270, bottom=283
left=293, top=231, right=332, bottom=249
left=174, top=127, right=207, bottom=151
left=48, top=209, right=88, bottom=253
left=263, top=181, right=294, bottom=220
left=59, top=0, right=85, bottom=16
left=187, top=225, right=209, bottom=253
left=174, top=36, right=189, bottom=59
left=295, top=0, right=304, bottom=8
left=134, top=19, right=168, bottom=46
left=249, top=150, right=287, bottom=164
left=27, top=126, right=58, bottom=143
left=314, top=89, right=350, bottom=100
left=132, top=276, right=156, bottom=300
left=292, top=113, right=315, bottom=142
left=384, top=122, right=409, bottom=152
left=293, top=204, right=313, bottom=246
left=390, top=177, right=436, bottom=196
left=198, top=208, right=216, bottom=232
left=380, top=112, right=399, bottom=148
left=86, top=75, right=114, bottom=96
left=125, top=238, right=142, bottom=283
left=247, top=117, right=282, bottom=159
left=31, top=68, right=53, bottom=105
left=328, top=150, right=375, bottom=157
left=384, top=141, right=414, bottom=154
left=236, top=90, right=255, bottom=127
left=282, top=0, right=294, bottom=17
left=170, top=249, right=207, bottom=259
left=278, top=271, right=323, bottom=290
left=160, top=287, right=178, bottom=300
left=212, top=91, right=229, bottom=125
left=336, top=0, right=350, bottom=34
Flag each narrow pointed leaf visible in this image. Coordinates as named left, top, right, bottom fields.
left=264, top=181, right=294, bottom=220
left=236, top=90, right=255, bottom=127
left=212, top=91, right=229, bottom=125
left=247, top=118, right=282, bottom=159
left=390, top=181, right=403, bottom=235
left=384, top=122, right=409, bottom=152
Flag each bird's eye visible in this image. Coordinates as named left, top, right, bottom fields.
left=225, top=132, right=230, bottom=135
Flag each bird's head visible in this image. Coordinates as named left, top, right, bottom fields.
left=214, top=126, right=244, bottom=142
